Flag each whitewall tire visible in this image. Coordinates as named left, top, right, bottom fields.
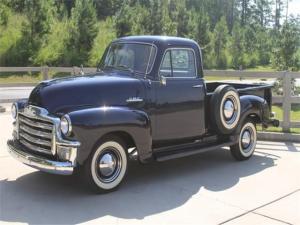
left=83, top=136, right=128, bottom=193
left=230, top=120, right=257, bottom=161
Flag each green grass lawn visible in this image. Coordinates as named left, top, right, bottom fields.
left=257, top=105, right=300, bottom=134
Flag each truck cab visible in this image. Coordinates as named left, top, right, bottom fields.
left=7, top=36, right=279, bottom=193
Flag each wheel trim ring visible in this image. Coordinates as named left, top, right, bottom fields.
left=95, top=148, right=122, bottom=183
left=239, top=122, right=257, bottom=157
left=91, top=141, right=127, bottom=190
left=220, top=91, right=241, bottom=130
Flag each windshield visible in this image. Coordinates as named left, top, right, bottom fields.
left=99, top=43, right=156, bottom=74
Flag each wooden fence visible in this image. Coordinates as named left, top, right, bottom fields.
left=1, top=66, right=299, bottom=133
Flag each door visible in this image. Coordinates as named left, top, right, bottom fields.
left=153, top=48, right=206, bottom=145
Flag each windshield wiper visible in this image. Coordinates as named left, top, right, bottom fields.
left=103, top=65, right=135, bottom=75
left=115, top=65, right=134, bottom=73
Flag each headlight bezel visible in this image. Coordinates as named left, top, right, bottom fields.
left=11, top=103, right=18, bottom=119
left=60, top=114, right=72, bottom=136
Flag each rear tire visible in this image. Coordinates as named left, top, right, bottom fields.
left=82, top=136, right=128, bottom=193
left=230, top=120, right=257, bottom=161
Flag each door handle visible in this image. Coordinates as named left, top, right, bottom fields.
left=192, top=84, right=203, bottom=88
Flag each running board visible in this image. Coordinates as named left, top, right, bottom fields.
left=154, top=139, right=238, bottom=162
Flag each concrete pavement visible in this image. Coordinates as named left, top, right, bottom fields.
left=0, top=110, right=300, bottom=225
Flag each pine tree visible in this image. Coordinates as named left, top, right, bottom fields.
left=115, top=4, right=133, bottom=37
left=272, top=18, right=300, bottom=70
left=149, top=1, right=163, bottom=35
left=69, top=0, right=98, bottom=64
left=230, top=23, right=246, bottom=69
left=254, top=0, right=273, bottom=27
left=161, top=1, right=176, bottom=36
left=211, top=17, right=229, bottom=69
left=176, top=1, right=189, bottom=37
left=20, top=0, right=54, bottom=64
left=191, top=11, right=211, bottom=48
left=94, top=0, right=122, bottom=19
left=23, top=0, right=53, bottom=42
left=275, top=0, right=284, bottom=29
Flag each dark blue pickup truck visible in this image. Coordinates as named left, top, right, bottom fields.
left=7, top=36, right=279, bottom=193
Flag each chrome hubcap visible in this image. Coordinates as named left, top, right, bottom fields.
left=96, top=149, right=122, bottom=183
left=224, top=100, right=234, bottom=119
left=241, top=130, right=251, bottom=148
left=99, top=153, right=117, bottom=177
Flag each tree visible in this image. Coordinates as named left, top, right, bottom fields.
left=20, top=0, right=54, bottom=64
left=230, top=23, right=246, bottom=69
left=94, top=0, right=122, bottom=19
left=115, top=4, right=134, bottom=37
left=148, top=1, right=163, bottom=35
left=23, top=0, right=53, bottom=41
left=211, top=17, right=229, bottom=69
left=256, top=28, right=272, bottom=65
left=272, top=17, right=300, bottom=70
left=190, top=11, right=211, bottom=48
left=253, top=0, right=273, bottom=27
left=275, top=0, right=284, bottom=29
left=176, top=1, right=189, bottom=37
left=161, top=1, right=176, bottom=36
left=0, top=1, right=10, bottom=26
left=69, top=0, right=98, bottom=64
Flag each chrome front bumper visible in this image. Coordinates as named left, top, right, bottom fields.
left=7, top=139, right=75, bottom=175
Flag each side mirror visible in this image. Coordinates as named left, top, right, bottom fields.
left=160, top=75, right=167, bottom=86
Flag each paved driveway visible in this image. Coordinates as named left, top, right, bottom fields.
left=0, top=110, right=299, bottom=225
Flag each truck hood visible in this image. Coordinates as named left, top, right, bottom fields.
left=28, top=73, right=146, bottom=114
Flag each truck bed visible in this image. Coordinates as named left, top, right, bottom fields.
left=206, top=81, right=273, bottom=106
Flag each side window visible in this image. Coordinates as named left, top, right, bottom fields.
left=159, top=49, right=196, bottom=78
left=159, top=51, right=172, bottom=77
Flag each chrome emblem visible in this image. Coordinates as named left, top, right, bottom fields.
left=126, top=97, right=143, bottom=103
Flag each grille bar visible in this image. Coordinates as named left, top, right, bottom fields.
left=19, top=132, right=52, bottom=147
left=18, top=108, right=54, bottom=155
left=20, top=139, right=52, bottom=155
left=20, top=124, right=52, bottom=139
left=19, top=116, right=52, bottom=131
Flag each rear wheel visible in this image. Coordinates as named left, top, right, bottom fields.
left=83, top=136, right=128, bottom=193
left=230, top=120, right=257, bottom=161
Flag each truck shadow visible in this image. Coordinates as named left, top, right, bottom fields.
left=0, top=148, right=277, bottom=224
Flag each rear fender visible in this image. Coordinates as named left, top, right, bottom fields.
left=68, top=106, right=152, bottom=164
left=235, top=95, right=270, bottom=133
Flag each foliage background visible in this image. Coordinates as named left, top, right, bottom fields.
left=0, top=0, right=299, bottom=71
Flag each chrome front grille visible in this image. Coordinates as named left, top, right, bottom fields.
left=18, top=113, right=54, bottom=155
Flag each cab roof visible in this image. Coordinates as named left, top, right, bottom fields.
left=114, top=35, right=200, bottom=49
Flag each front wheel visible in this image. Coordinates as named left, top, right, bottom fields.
left=82, top=136, right=128, bottom=193
left=230, top=120, right=257, bottom=161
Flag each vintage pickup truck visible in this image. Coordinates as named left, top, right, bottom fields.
left=7, top=36, right=279, bottom=193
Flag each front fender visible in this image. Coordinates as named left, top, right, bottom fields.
left=68, top=106, right=152, bottom=164
left=236, top=95, right=270, bottom=132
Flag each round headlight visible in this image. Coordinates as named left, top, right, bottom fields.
left=11, top=103, right=17, bottom=119
left=60, top=115, right=72, bottom=136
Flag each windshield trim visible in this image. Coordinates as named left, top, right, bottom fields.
left=102, top=41, right=158, bottom=75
